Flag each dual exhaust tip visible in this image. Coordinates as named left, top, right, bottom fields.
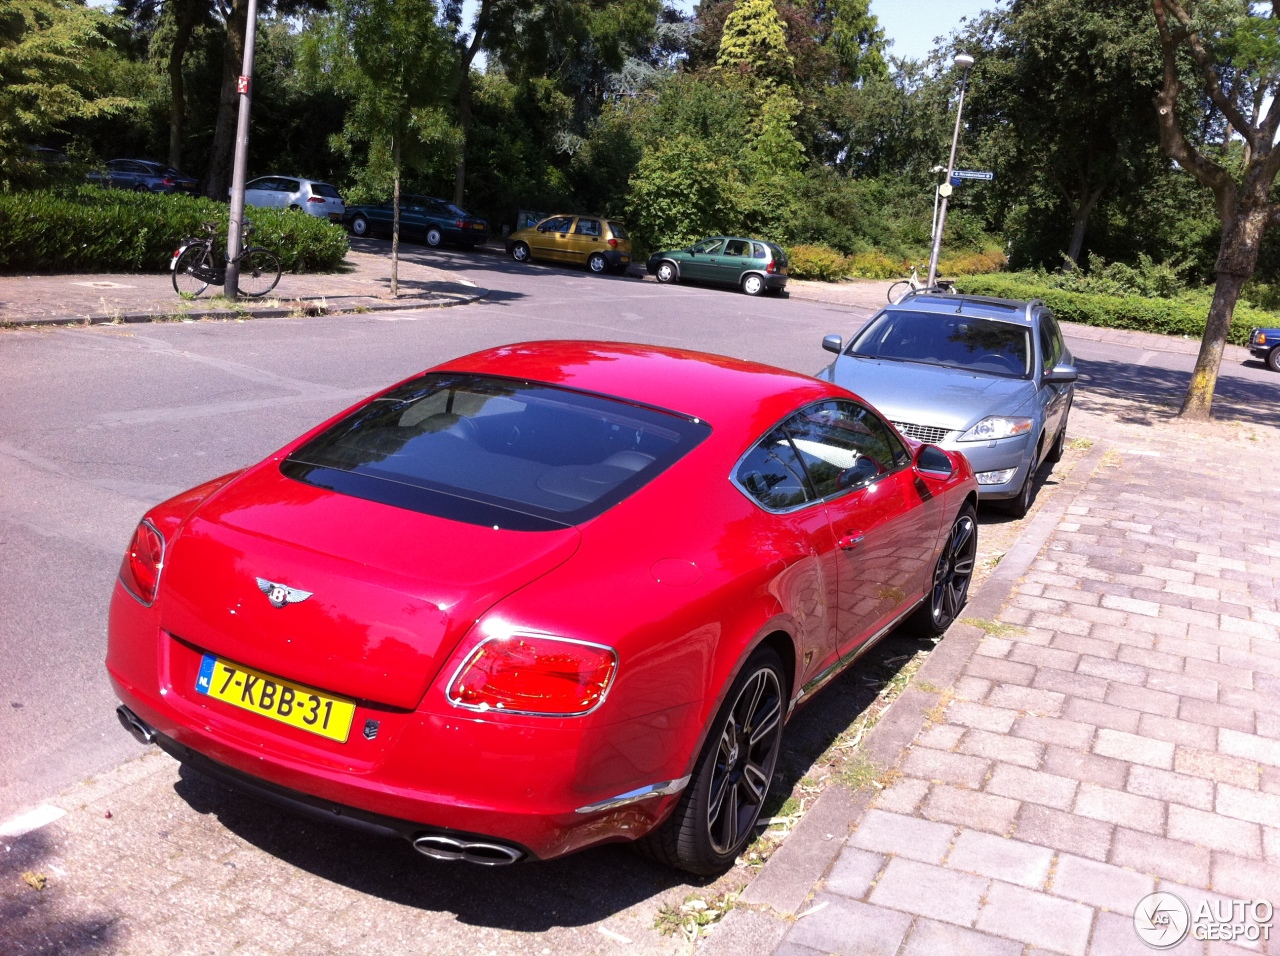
left=117, top=705, right=524, bottom=866
left=412, top=834, right=524, bottom=865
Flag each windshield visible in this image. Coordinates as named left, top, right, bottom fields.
left=849, top=310, right=1033, bottom=379
left=282, top=373, right=710, bottom=530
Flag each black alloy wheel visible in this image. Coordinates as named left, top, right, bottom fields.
left=511, top=241, right=530, bottom=263
left=635, top=646, right=785, bottom=875
left=1002, top=462, right=1036, bottom=518
left=918, top=504, right=978, bottom=635
left=588, top=252, right=608, bottom=274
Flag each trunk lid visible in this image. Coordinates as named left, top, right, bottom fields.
left=160, top=464, right=581, bottom=709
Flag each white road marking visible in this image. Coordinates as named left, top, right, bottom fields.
left=0, top=804, right=66, bottom=838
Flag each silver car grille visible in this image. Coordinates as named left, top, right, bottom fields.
left=892, top=421, right=952, bottom=444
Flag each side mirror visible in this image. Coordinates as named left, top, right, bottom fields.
left=915, top=444, right=954, bottom=478
left=1043, top=363, right=1078, bottom=385
left=822, top=334, right=843, bottom=355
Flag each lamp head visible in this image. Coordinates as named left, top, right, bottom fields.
left=954, top=53, right=975, bottom=70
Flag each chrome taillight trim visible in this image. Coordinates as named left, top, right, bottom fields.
left=119, top=518, right=165, bottom=607
left=444, top=631, right=619, bottom=718
left=573, top=776, right=693, bottom=814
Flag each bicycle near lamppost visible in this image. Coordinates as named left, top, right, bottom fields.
left=170, top=221, right=282, bottom=299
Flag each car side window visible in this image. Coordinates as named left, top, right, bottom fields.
left=281, top=179, right=301, bottom=193
left=574, top=218, right=601, bottom=237
left=1038, top=315, right=1061, bottom=375
left=752, top=242, right=768, bottom=258
left=693, top=238, right=725, bottom=254
left=723, top=239, right=749, bottom=257
left=734, top=429, right=814, bottom=511
left=540, top=216, right=574, bottom=233
left=784, top=401, right=905, bottom=498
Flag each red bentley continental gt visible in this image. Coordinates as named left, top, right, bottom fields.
left=108, top=341, right=978, bottom=874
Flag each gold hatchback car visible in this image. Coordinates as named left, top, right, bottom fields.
left=506, top=215, right=632, bottom=274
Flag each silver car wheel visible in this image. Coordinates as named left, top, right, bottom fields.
left=742, top=274, right=765, bottom=296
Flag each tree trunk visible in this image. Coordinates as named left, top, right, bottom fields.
left=1065, top=183, right=1106, bottom=267
left=167, top=0, right=201, bottom=171
left=452, top=68, right=471, bottom=208
left=205, top=0, right=249, bottom=199
left=391, top=134, right=401, bottom=298
left=1180, top=204, right=1268, bottom=419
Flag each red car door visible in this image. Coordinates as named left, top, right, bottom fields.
left=732, top=427, right=842, bottom=691
left=782, top=401, right=941, bottom=660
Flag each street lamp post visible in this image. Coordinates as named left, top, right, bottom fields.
left=223, top=0, right=261, bottom=299
left=926, top=52, right=975, bottom=290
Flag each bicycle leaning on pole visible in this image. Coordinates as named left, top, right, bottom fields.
left=887, top=264, right=955, bottom=303
left=170, top=221, right=282, bottom=299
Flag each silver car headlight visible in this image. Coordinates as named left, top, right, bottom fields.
left=958, top=417, right=1034, bottom=442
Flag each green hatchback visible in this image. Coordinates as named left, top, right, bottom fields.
left=646, top=237, right=789, bottom=295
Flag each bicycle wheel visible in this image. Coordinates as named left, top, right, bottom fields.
left=236, top=248, right=281, bottom=297
left=887, top=280, right=911, bottom=303
left=172, top=245, right=211, bottom=298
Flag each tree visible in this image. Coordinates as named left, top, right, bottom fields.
left=0, top=0, right=132, bottom=188
left=311, top=0, right=456, bottom=294
left=1151, top=0, right=1280, bottom=418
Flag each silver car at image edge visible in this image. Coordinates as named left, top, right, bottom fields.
left=818, top=290, right=1078, bottom=517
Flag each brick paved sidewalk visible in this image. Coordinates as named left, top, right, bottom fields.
left=716, top=408, right=1280, bottom=956
left=0, top=246, right=486, bottom=326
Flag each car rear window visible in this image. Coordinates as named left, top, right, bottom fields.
left=607, top=221, right=628, bottom=239
left=311, top=182, right=342, bottom=199
left=281, top=373, right=711, bottom=530
left=768, top=244, right=787, bottom=264
left=849, top=310, right=1033, bottom=379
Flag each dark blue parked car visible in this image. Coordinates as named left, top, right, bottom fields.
left=87, top=159, right=199, bottom=195
left=1250, top=327, right=1280, bottom=371
left=342, top=195, right=489, bottom=248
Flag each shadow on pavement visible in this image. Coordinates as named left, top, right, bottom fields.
left=1076, top=355, right=1279, bottom=423
left=0, top=828, right=122, bottom=955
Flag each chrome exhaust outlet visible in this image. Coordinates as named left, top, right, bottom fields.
left=412, top=834, right=523, bottom=865
left=116, top=705, right=157, bottom=745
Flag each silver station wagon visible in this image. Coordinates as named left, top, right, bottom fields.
left=819, top=291, right=1078, bottom=517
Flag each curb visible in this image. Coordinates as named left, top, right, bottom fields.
left=2, top=287, right=489, bottom=329
left=707, top=438, right=1115, bottom=953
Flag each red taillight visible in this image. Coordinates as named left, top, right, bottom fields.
left=456, top=219, right=465, bottom=228
left=766, top=260, right=776, bottom=274
left=446, top=634, right=618, bottom=716
left=119, top=520, right=165, bottom=605
left=607, top=238, right=618, bottom=248
left=162, top=177, right=175, bottom=186
left=307, top=196, right=325, bottom=202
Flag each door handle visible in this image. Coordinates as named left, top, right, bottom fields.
left=838, top=533, right=865, bottom=551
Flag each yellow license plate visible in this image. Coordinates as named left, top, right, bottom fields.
left=196, top=654, right=356, bottom=742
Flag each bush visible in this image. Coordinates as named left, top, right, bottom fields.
left=787, top=244, right=850, bottom=281
left=0, top=187, right=349, bottom=274
left=939, top=247, right=1006, bottom=276
left=954, top=273, right=1265, bottom=346
left=848, top=250, right=900, bottom=279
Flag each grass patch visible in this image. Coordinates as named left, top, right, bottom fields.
left=654, top=891, right=738, bottom=941
left=964, top=617, right=1022, bottom=638
left=1068, top=437, right=1095, bottom=450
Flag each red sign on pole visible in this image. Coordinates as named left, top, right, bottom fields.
left=237, top=75, right=250, bottom=95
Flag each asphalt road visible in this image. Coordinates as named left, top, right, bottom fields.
left=0, top=240, right=1275, bottom=818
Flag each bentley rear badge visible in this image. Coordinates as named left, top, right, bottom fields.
left=255, top=578, right=313, bottom=609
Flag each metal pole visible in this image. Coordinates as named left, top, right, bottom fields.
left=224, top=0, right=260, bottom=299
left=927, top=62, right=972, bottom=289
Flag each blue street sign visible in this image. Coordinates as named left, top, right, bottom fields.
left=950, top=176, right=962, bottom=187
left=953, top=170, right=994, bottom=181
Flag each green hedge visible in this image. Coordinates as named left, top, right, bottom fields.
left=954, top=274, right=1266, bottom=347
left=0, top=188, right=349, bottom=274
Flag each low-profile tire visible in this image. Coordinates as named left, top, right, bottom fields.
left=425, top=227, right=443, bottom=247
left=656, top=261, right=678, bottom=284
left=1046, top=417, right=1068, bottom=463
left=910, top=503, right=978, bottom=636
left=887, top=280, right=911, bottom=303
left=634, top=646, right=785, bottom=875
left=511, top=241, right=530, bottom=263
left=288, top=204, right=302, bottom=212
left=742, top=274, right=765, bottom=296
left=1001, top=461, right=1037, bottom=518
left=1269, top=346, right=1280, bottom=373
left=350, top=214, right=369, bottom=237
left=587, top=252, right=608, bottom=274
